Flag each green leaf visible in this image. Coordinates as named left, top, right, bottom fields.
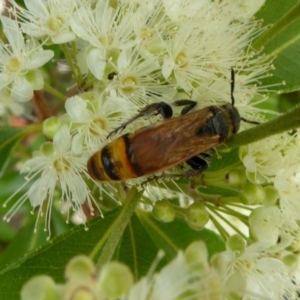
left=0, top=126, right=23, bottom=178
left=136, top=210, right=225, bottom=261
left=254, top=0, right=300, bottom=92
left=255, top=0, right=299, bottom=25
left=0, top=217, right=48, bottom=267
left=0, top=208, right=224, bottom=300
left=0, top=219, right=17, bottom=242
left=0, top=212, right=121, bottom=300
left=0, top=171, right=28, bottom=213
left=118, top=214, right=169, bottom=279
left=118, top=213, right=224, bottom=280
left=209, top=147, right=240, bottom=172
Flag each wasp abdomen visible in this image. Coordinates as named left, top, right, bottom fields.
left=87, top=134, right=139, bottom=181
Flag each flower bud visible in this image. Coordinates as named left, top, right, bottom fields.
left=40, top=142, right=54, bottom=156
left=81, top=91, right=100, bottom=104
left=249, top=206, right=281, bottom=245
left=70, top=290, right=94, bottom=300
left=210, top=253, right=226, bottom=274
left=287, top=239, right=300, bottom=252
left=21, top=275, right=57, bottom=300
left=282, top=254, right=298, bottom=268
left=186, top=202, right=209, bottom=230
left=26, top=69, right=43, bottom=89
left=225, top=169, right=247, bottom=188
left=239, top=182, right=265, bottom=205
left=43, top=117, right=61, bottom=139
left=184, top=241, right=208, bottom=271
left=152, top=200, right=175, bottom=223
left=226, top=234, right=245, bottom=254
left=65, top=255, right=96, bottom=281
left=99, top=262, right=134, bottom=298
left=225, top=273, right=246, bottom=300
left=262, top=186, right=279, bottom=206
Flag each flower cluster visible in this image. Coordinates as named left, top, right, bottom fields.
left=2, top=0, right=300, bottom=298
left=20, top=241, right=300, bottom=300
left=1, top=0, right=272, bottom=234
left=17, top=242, right=228, bottom=300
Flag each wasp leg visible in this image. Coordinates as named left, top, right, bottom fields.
left=141, top=175, right=162, bottom=187
left=161, top=151, right=212, bottom=179
left=141, top=151, right=213, bottom=186
left=141, top=168, right=203, bottom=187
left=107, top=102, right=173, bottom=138
left=173, top=100, right=197, bottom=115
left=184, top=152, right=213, bottom=176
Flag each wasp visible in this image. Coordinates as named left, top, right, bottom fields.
left=87, top=69, right=253, bottom=182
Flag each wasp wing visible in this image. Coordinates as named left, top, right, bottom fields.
left=128, top=108, right=221, bottom=175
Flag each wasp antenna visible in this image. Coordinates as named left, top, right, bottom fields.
left=230, top=68, right=235, bottom=106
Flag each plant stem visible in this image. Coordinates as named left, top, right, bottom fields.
left=209, top=213, right=229, bottom=241
left=253, top=2, right=300, bottom=50
left=61, top=44, right=80, bottom=84
left=96, top=187, right=143, bottom=270
left=224, top=104, right=300, bottom=149
left=208, top=206, right=248, bottom=239
left=71, top=41, right=84, bottom=87
left=22, top=122, right=42, bottom=135
left=43, top=83, right=67, bottom=101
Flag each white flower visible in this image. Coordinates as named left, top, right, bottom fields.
left=248, top=206, right=295, bottom=249
left=70, top=0, right=137, bottom=80
left=162, top=0, right=210, bottom=21
left=219, top=242, right=295, bottom=299
left=150, top=253, right=191, bottom=300
left=225, top=0, right=266, bottom=20
left=3, top=125, right=98, bottom=238
left=20, top=247, right=225, bottom=300
left=127, top=250, right=224, bottom=300
left=160, top=0, right=265, bottom=91
left=161, top=25, right=211, bottom=93
left=129, top=3, right=171, bottom=59
left=275, top=168, right=300, bottom=221
left=0, top=88, right=25, bottom=116
left=71, top=0, right=136, bottom=50
left=157, top=0, right=272, bottom=121
left=70, top=0, right=271, bottom=118
left=239, top=134, right=287, bottom=184
left=65, top=93, right=133, bottom=153
left=0, top=16, right=53, bottom=102
left=9, top=0, right=77, bottom=43
left=106, top=47, right=171, bottom=105
left=269, top=133, right=300, bottom=223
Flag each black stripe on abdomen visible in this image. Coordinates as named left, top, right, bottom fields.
left=88, top=153, right=103, bottom=180
left=101, top=145, right=120, bottom=180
